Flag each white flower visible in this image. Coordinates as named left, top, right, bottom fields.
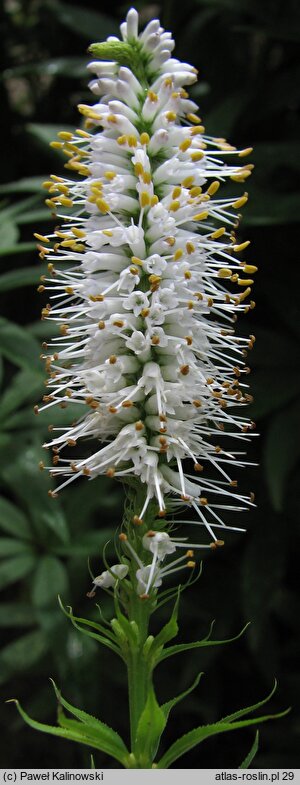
left=38, top=7, right=256, bottom=546
left=93, top=563, right=129, bottom=589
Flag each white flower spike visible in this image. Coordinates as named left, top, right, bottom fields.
left=37, top=7, right=256, bottom=545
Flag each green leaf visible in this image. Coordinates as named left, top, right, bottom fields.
left=159, top=623, right=250, bottom=662
left=0, top=554, right=36, bottom=590
left=51, top=680, right=129, bottom=765
left=220, top=681, right=277, bottom=723
left=0, top=496, right=31, bottom=539
left=0, top=369, right=44, bottom=419
left=147, top=591, right=180, bottom=664
left=264, top=399, right=300, bottom=511
left=32, top=556, right=68, bottom=607
left=0, top=266, right=40, bottom=292
left=0, top=630, right=48, bottom=685
left=0, top=241, right=37, bottom=257
left=17, top=209, right=52, bottom=225
left=0, top=603, right=37, bottom=627
left=58, top=600, right=121, bottom=658
left=0, top=221, right=19, bottom=248
left=135, top=686, right=167, bottom=765
left=240, top=731, right=259, bottom=768
left=49, top=2, right=119, bottom=40
left=156, top=710, right=289, bottom=769
left=0, top=538, right=33, bottom=557
left=0, top=177, right=45, bottom=195
left=1, top=445, right=70, bottom=544
left=161, top=672, right=203, bottom=722
left=4, top=58, right=88, bottom=80
left=0, top=317, right=41, bottom=371
left=26, top=123, right=74, bottom=148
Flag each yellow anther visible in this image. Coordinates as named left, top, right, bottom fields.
left=96, top=198, right=110, bottom=213
left=237, top=278, right=254, bottom=286
left=58, top=131, right=73, bottom=141
left=191, top=151, right=204, bottom=162
left=128, top=135, right=137, bottom=147
left=59, top=197, right=73, bottom=207
left=129, top=266, right=139, bottom=275
left=77, top=105, right=101, bottom=120
left=140, top=191, right=151, bottom=208
left=193, top=211, right=208, bottom=221
left=131, top=256, right=143, bottom=266
left=187, top=561, right=196, bottom=568
left=166, top=111, right=177, bottom=122
left=190, top=125, right=205, bottom=136
left=151, top=195, right=159, bottom=206
left=134, top=162, right=144, bottom=177
left=218, top=268, right=232, bottom=278
left=233, top=194, right=248, bottom=209
left=165, top=236, right=175, bottom=246
left=140, top=132, right=150, bottom=145
left=107, top=114, right=117, bottom=124
left=42, top=181, right=53, bottom=189
left=113, top=319, right=124, bottom=327
left=170, top=200, right=181, bottom=212
left=187, top=113, right=202, bottom=124
left=50, top=141, right=63, bottom=150
left=174, top=248, right=183, bottom=261
left=207, top=180, right=220, bottom=196
left=182, top=176, right=194, bottom=188
left=148, top=90, right=158, bottom=102
left=76, top=129, right=91, bottom=138
left=71, top=227, right=86, bottom=238
left=238, top=147, right=253, bottom=158
left=243, top=265, right=257, bottom=274
left=186, top=241, right=195, bottom=254
left=117, top=135, right=126, bottom=145
left=148, top=274, right=161, bottom=285
left=98, top=321, right=105, bottom=330
left=172, top=186, right=182, bottom=199
left=179, top=139, right=191, bottom=152
left=142, top=171, right=152, bottom=184
left=184, top=270, right=191, bottom=279
left=233, top=241, right=250, bottom=252
left=238, top=286, right=252, bottom=302
left=104, top=171, right=116, bottom=180
left=102, top=230, right=113, bottom=236
left=78, top=165, right=90, bottom=176
left=45, top=199, right=56, bottom=209
left=34, top=233, right=49, bottom=243
left=211, top=227, right=226, bottom=239
left=190, top=186, right=202, bottom=197
left=231, top=171, right=252, bottom=183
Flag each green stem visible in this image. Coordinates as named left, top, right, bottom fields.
left=127, top=594, right=152, bottom=758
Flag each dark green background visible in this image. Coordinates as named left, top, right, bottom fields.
left=0, top=0, right=299, bottom=769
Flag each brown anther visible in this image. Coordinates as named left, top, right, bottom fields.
left=194, top=463, right=203, bottom=472
left=86, top=590, right=96, bottom=599
left=187, top=301, right=194, bottom=309
left=113, top=320, right=124, bottom=328
left=185, top=336, right=193, bottom=345
left=139, top=594, right=150, bottom=600
left=109, top=355, right=117, bottom=364
left=159, top=414, right=167, bottom=421
left=181, top=495, right=190, bottom=502
left=135, top=421, right=144, bottom=431
left=180, top=364, right=190, bottom=376
left=186, top=550, right=194, bottom=558
left=98, top=321, right=105, bottom=330
left=52, top=455, right=59, bottom=465
left=158, top=510, right=166, bottom=518
left=159, top=436, right=167, bottom=445
left=70, top=462, right=79, bottom=472
left=48, top=490, right=58, bottom=499
left=108, top=406, right=117, bottom=414
left=67, top=439, right=77, bottom=447
left=230, top=480, right=238, bottom=487
left=106, top=467, right=115, bottom=478
left=141, top=308, right=150, bottom=318
left=193, top=399, right=202, bottom=408
left=119, top=533, right=127, bottom=541
left=250, top=492, right=255, bottom=503
left=133, top=515, right=143, bottom=526
left=39, top=461, right=45, bottom=471
left=200, top=497, right=208, bottom=505
left=34, top=405, right=39, bottom=415
left=151, top=335, right=160, bottom=345
left=215, top=446, right=222, bottom=453
left=146, top=530, right=156, bottom=537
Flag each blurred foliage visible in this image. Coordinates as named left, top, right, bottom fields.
left=0, top=0, right=299, bottom=770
